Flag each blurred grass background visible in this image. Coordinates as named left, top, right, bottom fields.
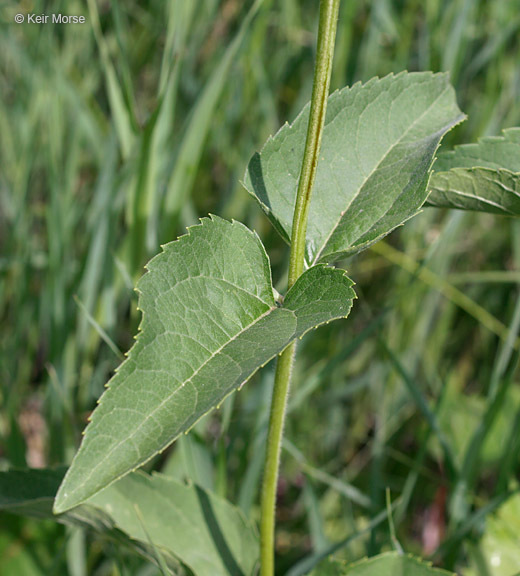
left=1, top=0, right=520, bottom=574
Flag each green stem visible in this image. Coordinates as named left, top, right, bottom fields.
left=259, top=2, right=340, bottom=575
left=288, top=0, right=340, bottom=287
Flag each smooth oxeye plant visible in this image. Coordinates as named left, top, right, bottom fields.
left=3, top=1, right=520, bottom=575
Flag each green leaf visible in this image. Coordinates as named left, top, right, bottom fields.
left=310, top=557, right=345, bottom=576
left=433, top=127, right=520, bottom=173
left=54, top=216, right=355, bottom=512
left=243, top=72, right=464, bottom=264
left=0, top=468, right=259, bottom=576
left=427, top=128, right=520, bottom=214
left=427, top=168, right=520, bottom=215
left=311, top=553, right=455, bottom=575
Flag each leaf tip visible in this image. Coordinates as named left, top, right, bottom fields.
left=53, top=478, right=81, bottom=515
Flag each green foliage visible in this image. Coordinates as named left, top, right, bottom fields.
left=49, top=55, right=520, bottom=576
left=311, top=553, right=455, bottom=575
left=309, top=557, right=346, bottom=576
left=428, top=129, right=520, bottom=214
left=244, top=72, right=464, bottom=264
left=434, top=128, right=520, bottom=172
left=428, top=168, right=520, bottom=215
left=1, top=468, right=258, bottom=576
left=55, top=216, right=355, bottom=512
left=3, top=1, right=520, bottom=574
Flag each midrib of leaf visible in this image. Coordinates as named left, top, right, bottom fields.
left=312, top=81, right=455, bottom=264
left=70, top=304, right=282, bottom=499
left=439, top=188, right=509, bottom=212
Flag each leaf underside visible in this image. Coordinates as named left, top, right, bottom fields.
left=55, top=216, right=355, bottom=512
left=427, top=128, right=520, bottom=214
left=428, top=168, right=520, bottom=215
left=244, top=71, right=464, bottom=265
left=0, top=468, right=259, bottom=576
left=311, top=552, right=455, bottom=575
left=432, top=127, right=520, bottom=173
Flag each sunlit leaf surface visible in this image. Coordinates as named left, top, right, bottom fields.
left=54, top=216, right=355, bottom=512
left=244, top=72, right=463, bottom=263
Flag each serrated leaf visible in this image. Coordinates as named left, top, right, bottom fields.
left=55, top=216, right=355, bottom=512
left=309, top=557, right=346, bottom=576
left=427, top=168, right=520, bottom=215
left=243, top=72, right=464, bottom=264
left=433, top=128, right=520, bottom=173
left=0, top=468, right=258, bottom=576
left=311, top=552, right=455, bottom=575
left=427, top=129, right=520, bottom=214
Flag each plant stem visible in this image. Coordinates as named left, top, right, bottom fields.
left=260, top=340, right=296, bottom=576
left=259, top=2, right=340, bottom=574
left=288, top=0, right=341, bottom=287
